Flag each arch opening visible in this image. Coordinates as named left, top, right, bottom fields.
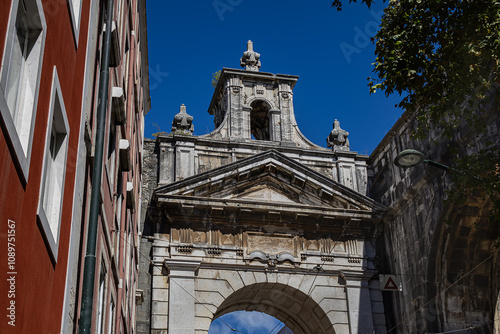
left=209, top=311, right=290, bottom=334
left=211, top=282, right=335, bottom=334
left=432, top=199, right=500, bottom=332
left=250, top=100, right=271, bottom=140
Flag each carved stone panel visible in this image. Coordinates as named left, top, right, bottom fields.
left=246, top=233, right=297, bottom=256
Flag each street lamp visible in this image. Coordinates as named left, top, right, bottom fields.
left=394, top=149, right=450, bottom=171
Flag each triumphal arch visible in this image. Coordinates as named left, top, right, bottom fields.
left=143, top=41, right=388, bottom=334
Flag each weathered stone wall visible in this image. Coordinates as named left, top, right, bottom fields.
left=137, top=138, right=158, bottom=334
left=369, top=109, right=500, bottom=333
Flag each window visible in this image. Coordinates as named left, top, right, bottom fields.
left=124, top=39, right=130, bottom=89
left=37, top=68, right=69, bottom=262
left=113, top=170, right=123, bottom=258
left=0, top=0, right=46, bottom=181
left=67, top=0, right=83, bottom=43
left=116, top=0, right=124, bottom=34
left=97, top=268, right=107, bottom=334
left=108, top=298, right=115, bottom=334
left=107, top=115, right=116, bottom=187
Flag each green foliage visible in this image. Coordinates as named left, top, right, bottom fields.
left=212, top=70, right=221, bottom=89
left=331, top=0, right=378, bottom=11
left=369, top=0, right=500, bottom=138
left=332, top=0, right=500, bottom=224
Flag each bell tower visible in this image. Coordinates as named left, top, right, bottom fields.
left=158, top=41, right=370, bottom=196
left=206, top=40, right=310, bottom=146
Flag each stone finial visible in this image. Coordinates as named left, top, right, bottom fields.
left=326, top=119, right=350, bottom=151
left=171, top=104, right=194, bottom=134
left=240, top=40, right=261, bottom=71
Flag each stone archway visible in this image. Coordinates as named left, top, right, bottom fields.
left=431, top=199, right=500, bottom=332
left=188, top=266, right=378, bottom=334
left=213, top=282, right=334, bottom=334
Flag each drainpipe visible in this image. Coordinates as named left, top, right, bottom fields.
left=78, top=0, right=114, bottom=332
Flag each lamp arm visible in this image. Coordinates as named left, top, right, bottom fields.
left=424, top=160, right=450, bottom=171
left=425, top=160, right=482, bottom=182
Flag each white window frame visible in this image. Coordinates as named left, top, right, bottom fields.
left=107, top=297, right=115, bottom=334
left=107, top=116, right=117, bottom=189
left=97, top=266, right=107, bottom=334
left=37, top=67, right=70, bottom=262
left=0, top=0, right=46, bottom=183
left=67, top=0, right=83, bottom=45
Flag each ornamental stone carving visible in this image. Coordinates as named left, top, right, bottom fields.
left=240, top=40, right=261, bottom=71
left=246, top=251, right=299, bottom=267
left=171, top=104, right=194, bottom=134
left=327, top=119, right=350, bottom=151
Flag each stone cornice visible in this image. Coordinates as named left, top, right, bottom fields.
left=154, top=149, right=382, bottom=210
left=157, top=130, right=370, bottom=160
left=159, top=258, right=371, bottom=277
left=164, top=259, right=201, bottom=278
left=150, top=202, right=380, bottom=239
left=157, top=195, right=379, bottom=220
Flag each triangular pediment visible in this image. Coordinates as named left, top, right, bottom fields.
left=229, top=185, right=299, bottom=204
left=154, top=150, right=385, bottom=213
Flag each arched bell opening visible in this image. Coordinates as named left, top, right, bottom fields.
left=250, top=100, right=271, bottom=141
left=211, top=282, right=335, bottom=334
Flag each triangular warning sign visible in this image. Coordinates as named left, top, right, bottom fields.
left=380, top=274, right=401, bottom=291
left=384, top=277, right=399, bottom=290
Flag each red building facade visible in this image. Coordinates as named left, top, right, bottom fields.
left=73, top=0, right=150, bottom=333
left=0, top=0, right=150, bottom=333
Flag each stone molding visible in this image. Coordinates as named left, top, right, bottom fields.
left=164, top=259, right=200, bottom=278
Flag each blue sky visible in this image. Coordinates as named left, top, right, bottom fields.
left=209, top=311, right=284, bottom=334
left=145, top=0, right=404, bottom=156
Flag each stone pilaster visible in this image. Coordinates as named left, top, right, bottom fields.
left=242, top=106, right=252, bottom=139
left=345, top=276, right=375, bottom=334
left=165, top=260, right=201, bottom=334
left=175, top=141, right=195, bottom=181
left=279, top=90, right=293, bottom=142
left=159, top=142, right=175, bottom=185
left=269, top=109, right=282, bottom=142
left=355, top=160, right=368, bottom=195
left=228, top=81, right=244, bottom=139
left=336, top=154, right=358, bottom=191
